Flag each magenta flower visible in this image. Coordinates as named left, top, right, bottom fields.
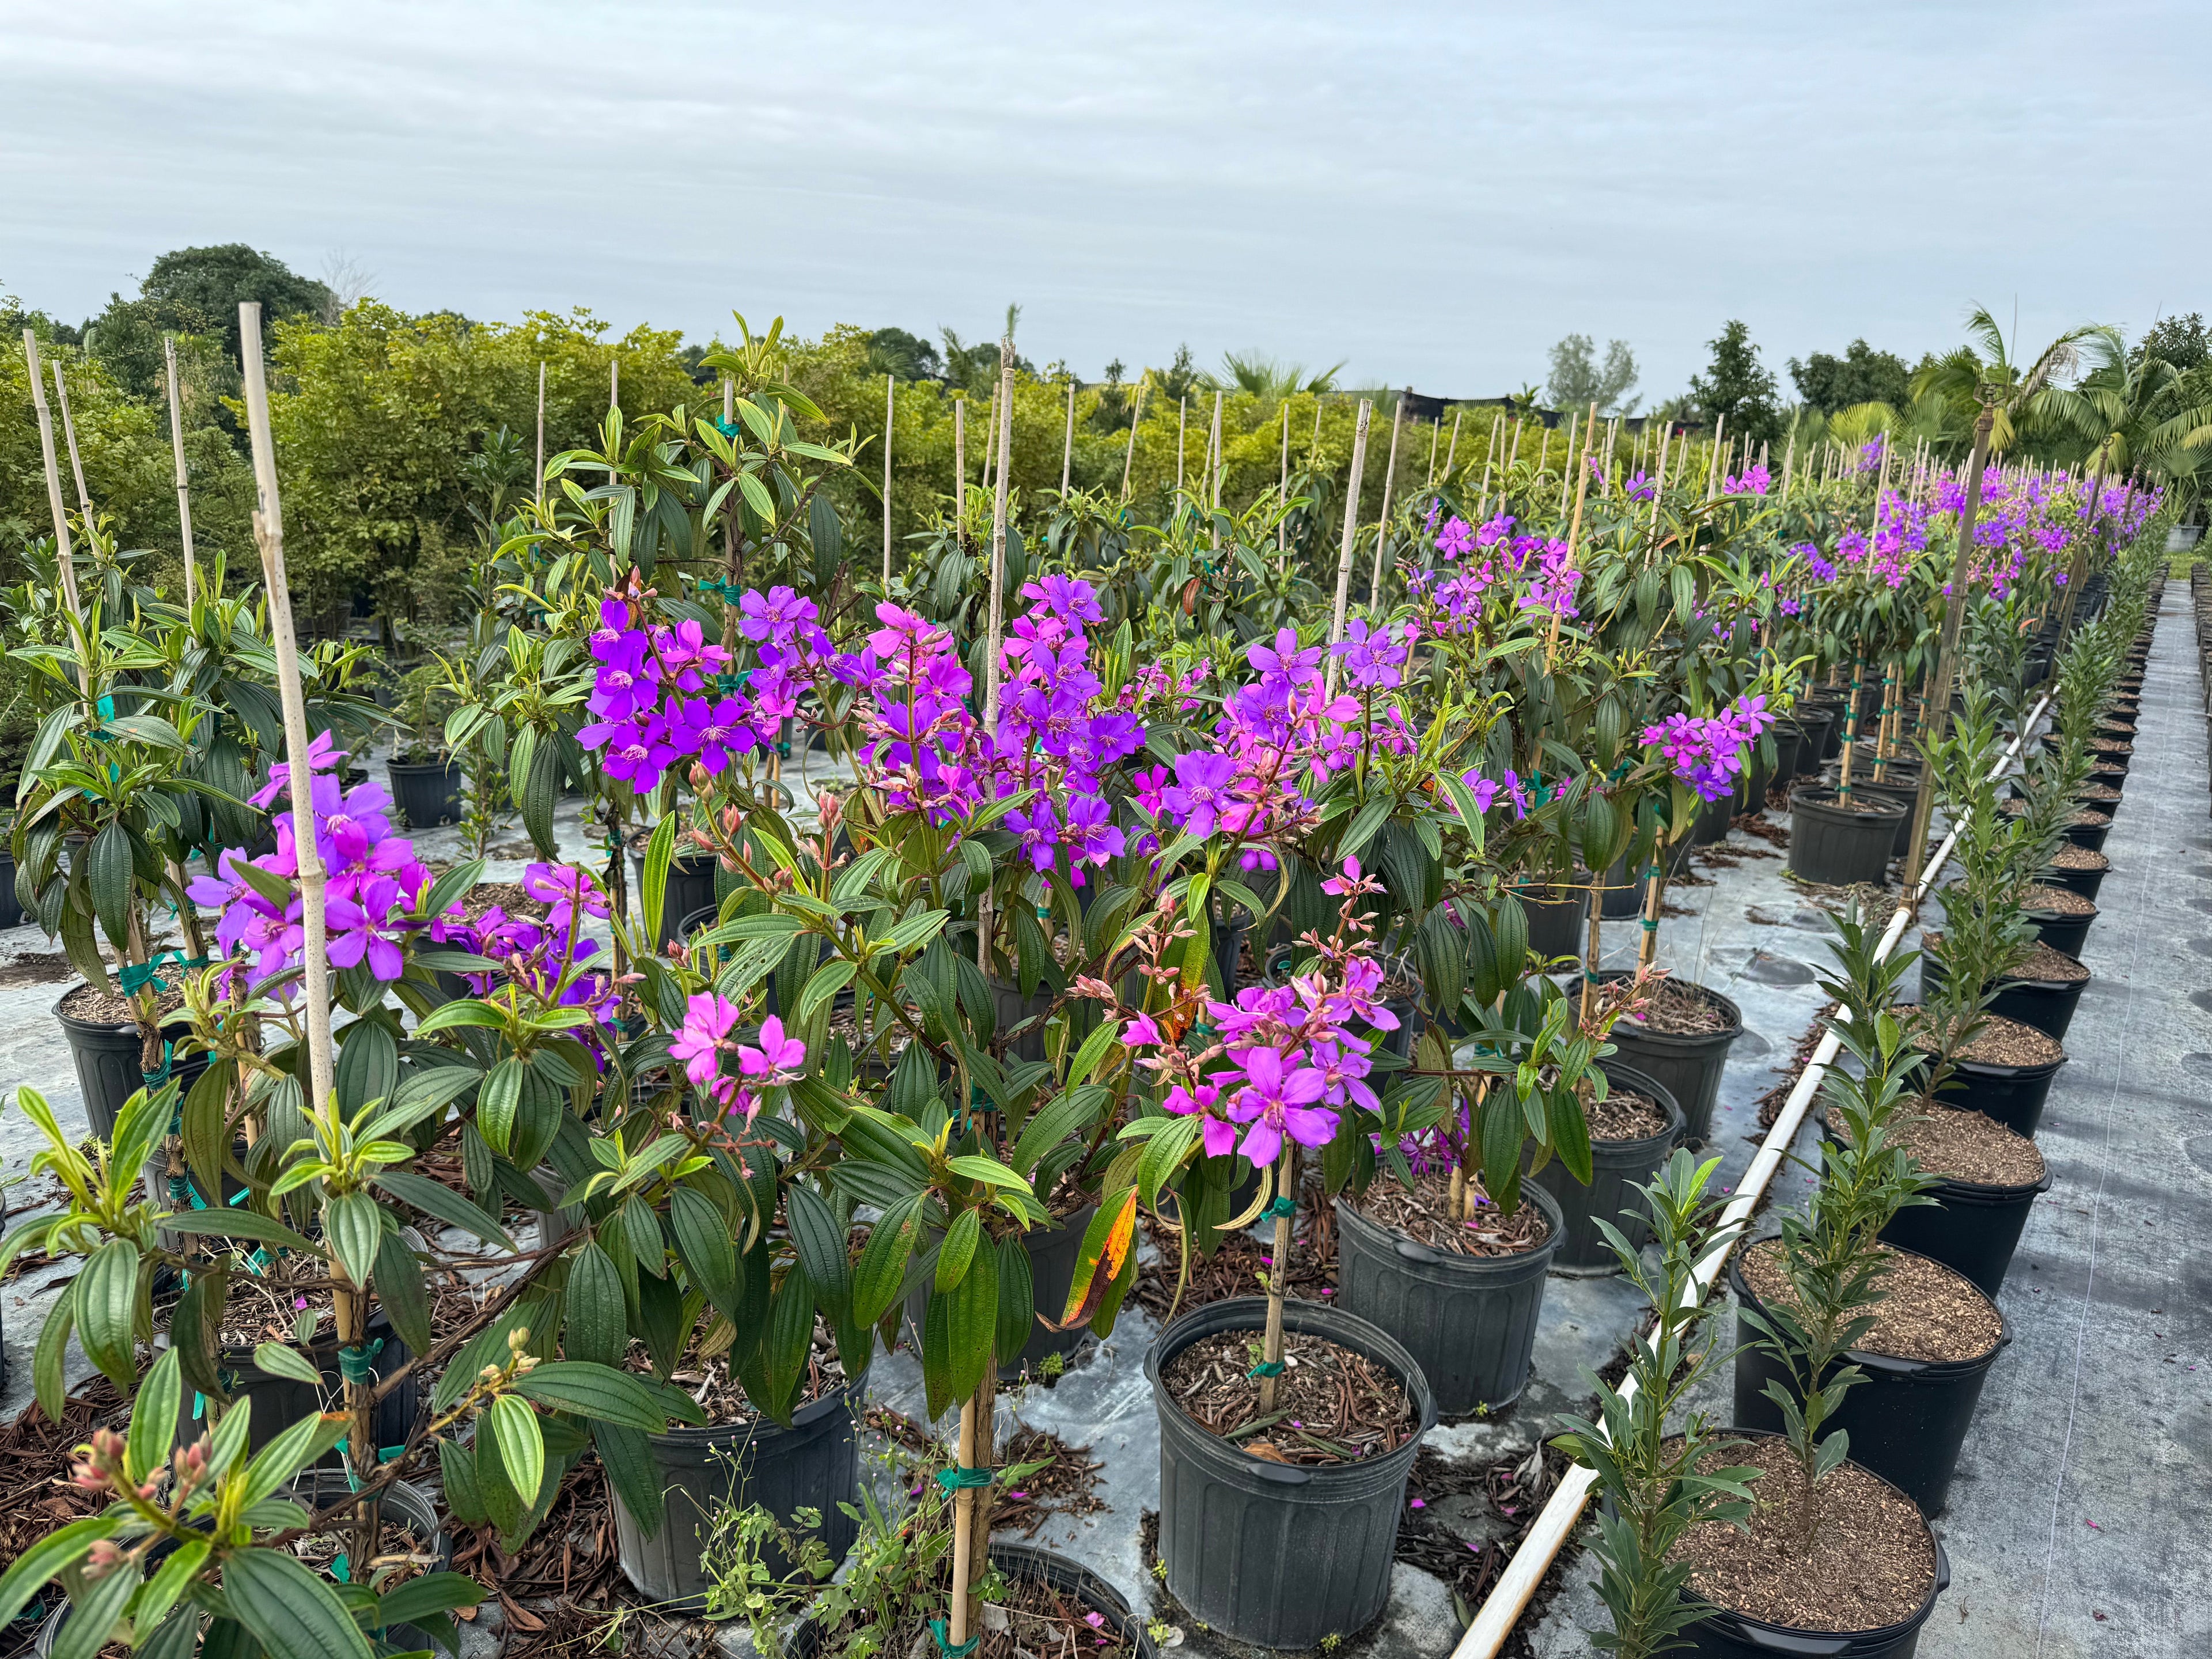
left=1227, top=1048, right=1336, bottom=1168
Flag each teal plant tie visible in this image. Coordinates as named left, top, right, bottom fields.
left=927, top=1622, right=979, bottom=1659
left=1247, top=1359, right=1286, bottom=1379
left=1260, top=1196, right=1297, bottom=1221
left=713, top=416, right=738, bottom=439
left=337, top=1339, right=384, bottom=1385
left=933, top=1465, right=994, bottom=1494
left=716, top=668, right=753, bottom=694
left=119, top=961, right=167, bottom=996
left=141, top=1040, right=173, bottom=1086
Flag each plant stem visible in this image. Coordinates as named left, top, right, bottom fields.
left=1257, top=1145, right=1294, bottom=1413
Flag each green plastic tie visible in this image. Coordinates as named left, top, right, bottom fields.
left=118, top=961, right=168, bottom=996
left=141, top=1039, right=174, bottom=1087
left=713, top=416, right=739, bottom=440
left=1260, top=1196, right=1297, bottom=1221
left=933, top=1465, right=994, bottom=1493
left=1247, top=1359, right=1286, bottom=1378
left=927, top=1620, right=979, bottom=1659
left=717, top=668, right=753, bottom=694
left=337, top=1339, right=384, bottom=1385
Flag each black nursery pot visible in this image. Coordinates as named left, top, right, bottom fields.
left=790, top=1544, right=1157, bottom=1659
left=2063, top=815, right=2114, bottom=854
left=0, top=850, right=21, bottom=929
left=387, top=758, right=463, bottom=828
left=1529, top=1062, right=1685, bottom=1272
left=1600, top=854, right=1643, bottom=920
left=1788, top=786, right=1905, bottom=888
left=1881, top=1168, right=2053, bottom=1300
left=614, top=1373, right=868, bottom=1609
left=2027, top=899, right=2097, bottom=958
left=1510, top=882, right=1589, bottom=962
left=1766, top=721, right=1805, bottom=795
left=168, top=1306, right=415, bottom=1464
left=1730, top=1247, right=2009, bottom=1516
left=905, top=1203, right=1098, bottom=1380
left=1147, top=1297, right=1434, bottom=1649
left=1825, top=772, right=1919, bottom=858
left=1809, top=698, right=1848, bottom=761
left=55, top=993, right=209, bottom=1142
left=1336, top=1182, right=1563, bottom=1415
left=1790, top=705, right=1836, bottom=777
left=1597, top=974, right=1745, bottom=1145
left=634, top=850, right=720, bottom=950
left=2040, top=857, right=2109, bottom=903
left=1675, top=1441, right=1951, bottom=1659
left=1921, top=948, right=2090, bottom=1044
left=1927, top=1049, right=2068, bottom=1139
left=1691, top=791, right=1734, bottom=846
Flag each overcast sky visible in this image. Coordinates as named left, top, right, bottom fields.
left=5, top=2, right=2205, bottom=402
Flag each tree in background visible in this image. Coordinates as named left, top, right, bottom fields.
left=1787, top=338, right=1911, bottom=413
left=1207, top=351, right=1344, bottom=403
left=2135, top=312, right=2211, bottom=374
left=867, top=326, right=942, bottom=381
left=1545, top=334, right=1640, bottom=414
left=138, top=244, right=332, bottom=363
left=1685, top=319, right=1782, bottom=443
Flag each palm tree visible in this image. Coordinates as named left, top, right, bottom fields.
left=2069, top=327, right=2212, bottom=494
left=1206, top=350, right=1343, bottom=402
left=1909, top=305, right=2103, bottom=456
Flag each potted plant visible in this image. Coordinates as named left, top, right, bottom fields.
left=387, top=662, right=463, bottom=829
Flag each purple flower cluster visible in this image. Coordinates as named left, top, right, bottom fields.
left=1723, top=463, right=1772, bottom=497
left=581, top=596, right=764, bottom=795
left=1640, top=694, right=1777, bottom=802
left=670, top=995, right=806, bottom=1121
left=191, top=734, right=433, bottom=991
left=427, top=862, right=618, bottom=1031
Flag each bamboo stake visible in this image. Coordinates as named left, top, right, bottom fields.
left=1507, top=411, right=1524, bottom=475
left=1119, top=382, right=1146, bottom=499
left=1208, top=391, right=1224, bottom=551
left=164, top=338, right=198, bottom=607
left=1546, top=436, right=1593, bottom=672
left=535, top=361, right=546, bottom=503
left=1558, top=411, right=1580, bottom=513
left=1426, top=411, right=1441, bottom=486
left=1256, top=1146, right=1296, bottom=1412
left=954, top=395, right=968, bottom=541
left=1325, top=399, right=1374, bottom=691
left=52, top=363, right=93, bottom=518
left=948, top=1395, right=981, bottom=1652
left=1646, top=421, right=1671, bottom=538
left=1445, top=408, right=1464, bottom=478
left=1176, top=396, right=1187, bottom=494
left=882, top=374, right=896, bottom=585
left=1368, top=392, right=1406, bottom=603
left=1060, top=377, right=1075, bottom=495
left=1703, top=414, right=1725, bottom=501
left=240, top=300, right=354, bottom=1554
left=1278, top=401, right=1290, bottom=566
left=22, top=333, right=88, bottom=693
left=609, top=355, right=619, bottom=414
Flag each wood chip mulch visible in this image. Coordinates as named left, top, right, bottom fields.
left=1740, top=1240, right=2002, bottom=1364
left=1133, top=1209, right=1335, bottom=1320
left=1158, top=1328, right=1415, bottom=1466
left=0, top=1382, right=130, bottom=1584
left=1347, top=1169, right=1551, bottom=1257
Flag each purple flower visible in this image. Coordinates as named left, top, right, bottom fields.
left=1227, top=1048, right=1336, bottom=1168
left=1162, top=751, right=1238, bottom=840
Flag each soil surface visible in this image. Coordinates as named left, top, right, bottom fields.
left=1802, top=790, right=1903, bottom=816
left=2022, top=884, right=2096, bottom=918
left=60, top=982, right=184, bottom=1026
left=2046, top=843, right=2108, bottom=872
left=1616, top=976, right=1736, bottom=1037
left=810, top=1569, right=1136, bottom=1659
left=1349, top=1166, right=1552, bottom=1256
left=1741, top=1239, right=2002, bottom=1364
left=1671, top=1437, right=1936, bottom=1632
left=2007, top=940, right=2090, bottom=984
left=1585, top=1086, right=1669, bottom=1141
left=1159, top=1326, right=1416, bottom=1465
left=1902, top=1007, right=2066, bottom=1068
left=649, top=1319, right=850, bottom=1423
left=1891, top=1103, right=2047, bottom=1188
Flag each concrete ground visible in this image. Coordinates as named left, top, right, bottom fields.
left=4, top=602, right=2207, bottom=1658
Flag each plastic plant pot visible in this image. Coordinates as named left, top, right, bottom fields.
left=1691, top=791, right=1734, bottom=846
left=2040, top=855, right=2109, bottom=903
left=2026, top=899, right=2096, bottom=959
left=1528, top=1062, right=1685, bottom=1271
left=1729, top=1246, right=2009, bottom=1517
left=54, top=993, right=209, bottom=1142
left=1146, top=1296, right=1434, bottom=1648
left=787, top=1543, right=1158, bottom=1659
left=0, top=850, right=21, bottom=929
left=1919, top=950, right=2090, bottom=1044
left=1787, top=787, right=1906, bottom=888
left=1790, top=705, right=1836, bottom=777
left=166, top=1306, right=415, bottom=1465
left=1881, top=1167, right=2053, bottom=1299
left=905, top=1203, right=1098, bottom=1380
left=632, top=851, right=719, bottom=951
left=387, top=759, right=463, bottom=828
left=1825, top=773, right=1919, bottom=857
left=1336, top=1183, right=1563, bottom=1415
left=1510, top=882, right=1589, bottom=964
left=614, top=1372, right=868, bottom=1609
left=1596, top=973, right=1744, bottom=1145
left=1926, top=1048, right=2068, bottom=1139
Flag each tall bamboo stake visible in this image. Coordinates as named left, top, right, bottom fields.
left=954, top=395, right=967, bottom=540
left=1278, top=400, right=1290, bottom=565
left=1445, top=408, right=1464, bottom=478
left=1325, top=399, right=1374, bottom=693
left=882, top=374, right=896, bottom=584
left=1119, top=382, right=1146, bottom=499
left=1207, top=391, right=1224, bottom=550
left=52, top=363, right=93, bottom=518
left=240, top=299, right=357, bottom=1556
left=1507, top=411, right=1524, bottom=475
left=1176, top=396, right=1187, bottom=494
left=1426, top=412, right=1441, bottom=486
left=1368, top=392, right=1406, bottom=603
left=535, top=361, right=546, bottom=502
left=1558, top=412, right=1580, bottom=513
left=609, top=356, right=619, bottom=414
left=23, top=332, right=88, bottom=693
left=1646, top=421, right=1671, bottom=537
left=1060, top=378, right=1075, bottom=495
left=164, top=339, right=198, bottom=607
left=1703, top=414, right=1725, bottom=501
left=1904, top=404, right=1997, bottom=873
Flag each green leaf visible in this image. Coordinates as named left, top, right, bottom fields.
left=1339, top=796, right=1392, bottom=861
left=51, top=1556, right=139, bottom=1659
left=412, top=998, right=512, bottom=1036
left=0, top=1517, right=115, bottom=1625
left=935, top=1207, right=980, bottom=1294
left=252, top=1342, right=325, bottom=1387
left=373, top=1169, right=516, bottom=1251
left=438, top=1437, right=487, bottom=1529
left=180, top=1058, right=236, bottom=1203
left=592, top=1421, right=662, bottom=1535
left=322, top=1191, right=382, bottom=1296
left=995, top=1233, right=1034, bottom=1366
left=33, top=1281, right=74, bottom=1422
left=641, top=813, right=678, bottom=948
left=486, top=1393, right=546, bottom=1507
left=794, top=957, right=857, bottom=1026
left=222, top=1540, right=374, bottom=1659
left=241, top=1410, right=349, bottom=1509
left=783, top=1184, right=850, bottom=1316
left=562, top=1242, right=626, bottom=1368
left=74, top=1239, right=141, bottom=1393
left=476, top=1056, right=524, bottom=1157
left=760, top=1264, right=815, bottom=1423
left=372, top=1571, right=485, bottom=1629
left=945, top=1154, right=1033, bottom=1194
left=368, top=1062, right=485, bottom=1142
left=163, top=1206, right=322, bottom=1252
left=85, top=822, right=134, bottom=951
left=1050, top=1187, right=1138, bottom=1332
left=127, top=1349, right=183, bottom=1487
left=375, top=1226, right=433, bottom=1356
left=945, top=1234, right=999, bottom=1402
left=332, top=1020, right=400, bottom=1116
left=511, top=1361, right=700, bottom=1430
left=851, top=1195, right=923, bottom=1326
left=622, top=1192, right=666, bottom=1276
left=668, top=1186, right=740, bottom=1323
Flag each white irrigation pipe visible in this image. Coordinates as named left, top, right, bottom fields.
left=1449, top=691, right=2053, bottom=1659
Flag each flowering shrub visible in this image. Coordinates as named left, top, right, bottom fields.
left=1641, top=695, right=1779, bottom=802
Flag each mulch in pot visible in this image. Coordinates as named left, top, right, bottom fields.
left=1740, top=1239, right=2001, bottom=1365
left=1901, top=1006, right=2066, bottom=1067
left=1615, top=976, right=1735, bottom=1037
left=1159, top=1326, right=1416, bottom=1466
left=1669, top=1437, right=1936, bottom=1633
left=1891, top=1104, right=2046, bottom=1188
left=643, top=1319, right=850, bottom=1425
left=61, top=982, right=184, bottom=1025
left=2022, top=884, right=2096, bottom=918
left=1585, top=1086, right=1668, bottom=1141
left=1347, top=1168, right=1551, bottom=1257
left=2008, top=940, right=2091, bottom=984
left=1134, top=1211, right=1336, bottom=1318
left=290, top=1512, right=437, bottom=1589
left=2046, top=844, right=2109, bottom=874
